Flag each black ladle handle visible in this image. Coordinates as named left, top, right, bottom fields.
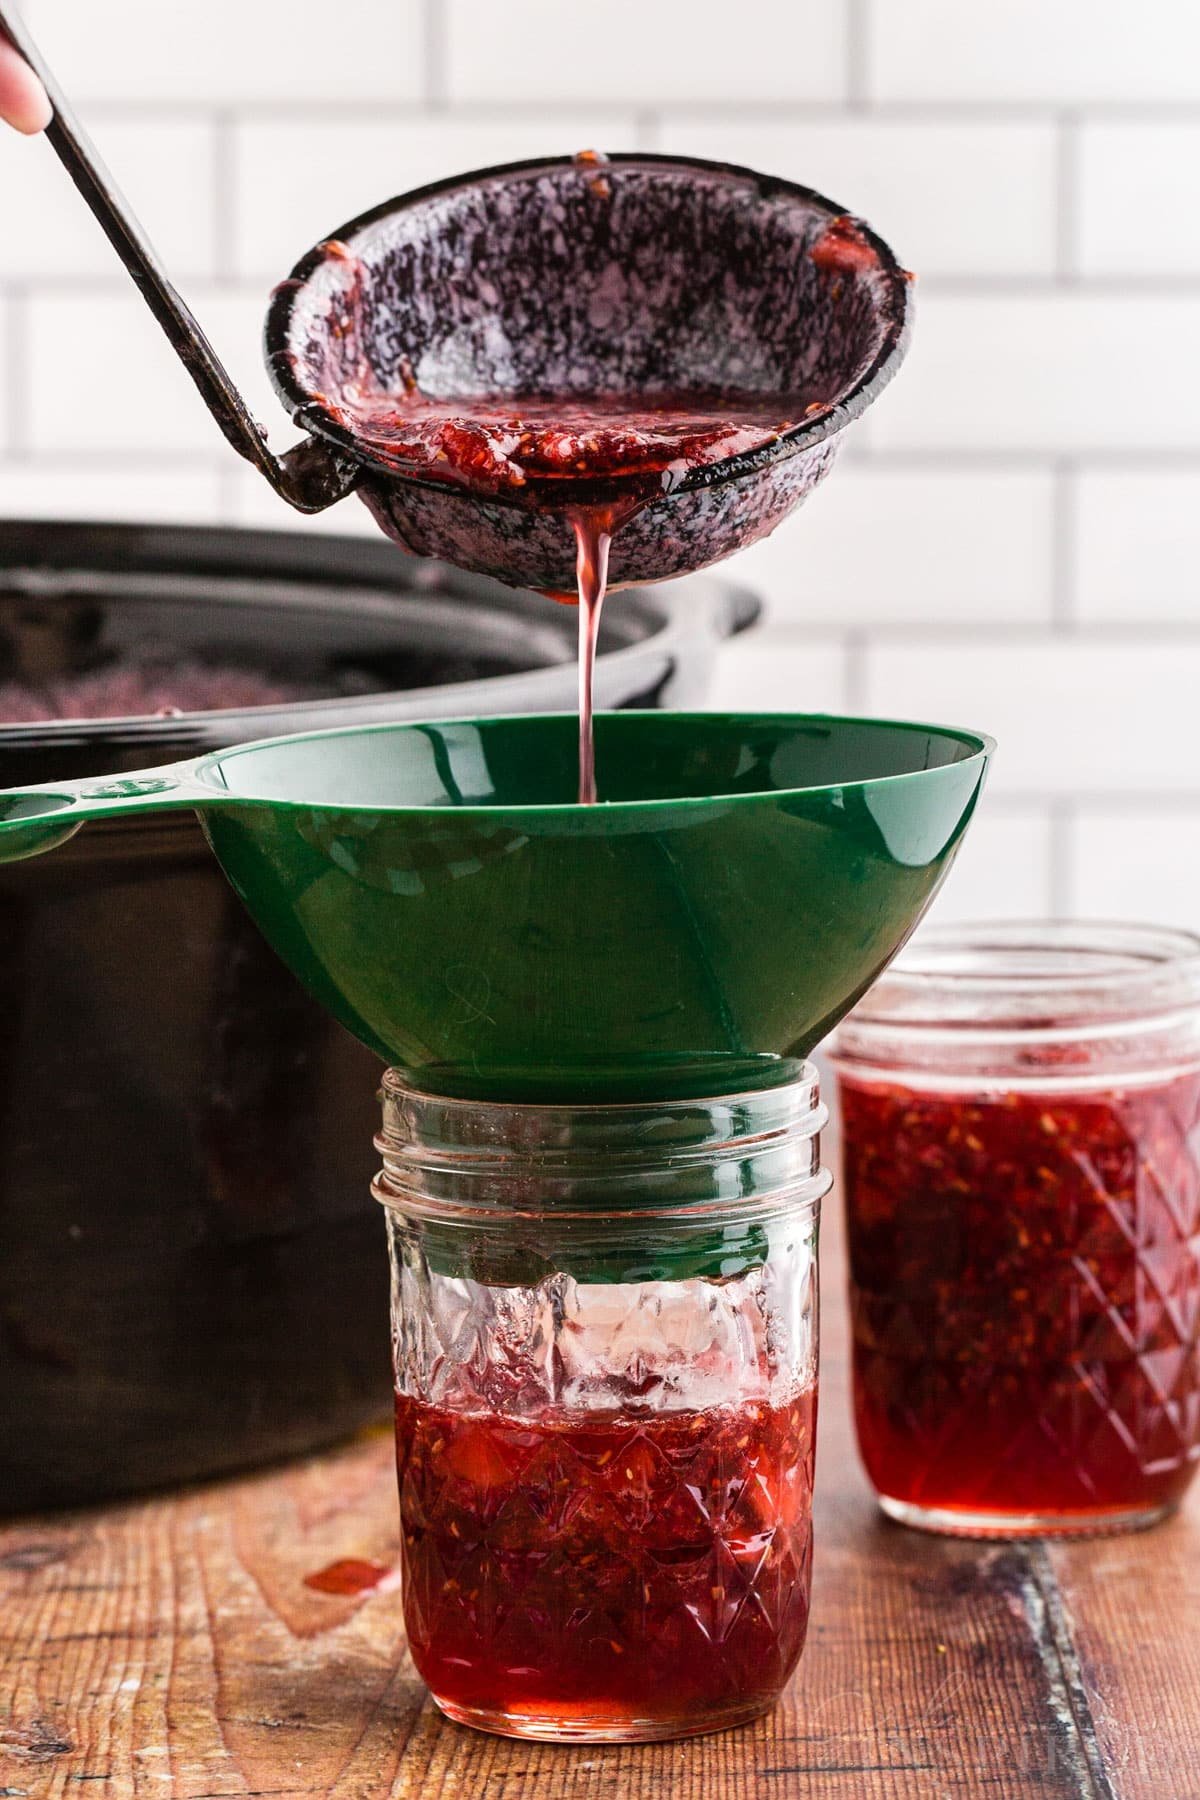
left=0, top=3, right=357, bottom=512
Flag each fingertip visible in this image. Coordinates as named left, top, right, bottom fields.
left=1, top=45, right=52, bottom=133
left=16, top=89, right=53, bottom=134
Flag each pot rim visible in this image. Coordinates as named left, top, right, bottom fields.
left=0, top=518, right=758, bottom=745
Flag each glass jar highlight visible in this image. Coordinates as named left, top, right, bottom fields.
left=831, top=922, right=1200, bottom=1538
left=373, top=1070, right=828, bottom=1742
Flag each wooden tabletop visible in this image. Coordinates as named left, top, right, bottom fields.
left=2, top=1197, right=1197, bottom=1800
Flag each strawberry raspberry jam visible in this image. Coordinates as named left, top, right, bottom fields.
left=393, top=1386, right=816, bottom=1739
left=832, top=923, right=1200, bottom=1536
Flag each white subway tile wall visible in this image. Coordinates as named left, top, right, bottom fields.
left=26, top=291, right=274, bottom=453
left=731, top=466, right=1055, bottom=626
left=657, top=119, right=1059, bottom=278
left=872, top=295, right=1200, bottom=454
left=1067, top=810, right=1200, bottom=928
left=700, top=635, right=848, bottom=716
left=443, top=2, right=848, bottom=103
left=2, top=119, right=218, bottom=279
left=1, top=0, right=1198, bottom=930
left=230, top=114, right=643, bottom=280
left=21, top=0, right=425, bottom=102
left=868, top=0, right=1200, bottom=103
left=1078, top=124, right=1200, bottom=277
left=1073, top=472, right=1200, bottom=622
left=924, top=809, right=1056, bottom=925
left=862, top=639, right=1200, bottom=798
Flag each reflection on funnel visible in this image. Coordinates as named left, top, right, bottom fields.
left=0, top=712, right=991, bottom=1100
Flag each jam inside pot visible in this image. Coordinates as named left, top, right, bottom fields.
left=394, top=1386, right=816, bottom=1739
left=839, top=1071, right=1200, bottom=1532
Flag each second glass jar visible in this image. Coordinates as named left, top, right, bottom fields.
left=832, top=922, right=1200, bottom=1538
left=373, top=1069, right=828, bottom=1742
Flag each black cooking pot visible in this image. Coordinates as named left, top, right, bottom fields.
left=0, top=520, right=757, bottom=1511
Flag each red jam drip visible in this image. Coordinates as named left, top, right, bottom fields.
left=394, top=1387, right=816, bottom=1733
left=841, top=1074, right=1200, bottom=1523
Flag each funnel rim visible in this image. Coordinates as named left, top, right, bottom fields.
left=264, top=151, right=913, bottom=502
left=191, top=708, right=993, bottom=817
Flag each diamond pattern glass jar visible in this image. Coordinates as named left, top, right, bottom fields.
left=832, top=923, right=1200, bottom=1537
left=372, top=1071, right=828, bottom=1741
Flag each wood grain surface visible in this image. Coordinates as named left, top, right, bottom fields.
left=2, top=1180, right=1197, bottom=1799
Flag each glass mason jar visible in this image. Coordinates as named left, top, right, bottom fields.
left=372, top=1069, right=828, bottom=1743
left=831, top=922, right=1200, bottom=1538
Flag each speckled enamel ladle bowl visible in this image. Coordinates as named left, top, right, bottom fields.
left=2, top=1, right=912, bottom=592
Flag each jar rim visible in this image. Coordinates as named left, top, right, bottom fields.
left=374, top=1064, right=828, bottom=1237
left=843, top=919, right=1200, bottom=1030
left=376, top=1066, right=824, bottom=1165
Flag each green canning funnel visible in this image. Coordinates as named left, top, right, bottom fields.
left=0, top=711, right=991, bottom=1100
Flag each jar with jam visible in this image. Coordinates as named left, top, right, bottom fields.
left=832, top=922, right=1200, bottom=1537
left=372, top=1069, right=828, bottom=1741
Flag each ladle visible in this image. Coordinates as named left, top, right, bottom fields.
left=0, top=3, right=356, bottom=513
left=0, top=4, right=912, bottom=590
left=0, top=711, right=991, bottom=1101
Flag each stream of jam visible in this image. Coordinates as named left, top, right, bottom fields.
left=300, top=156, right=877, bottom=801
left=334, top=388, right=809, bottom=803
left=316, top=205, right=812, bottom=802
left=393, top=1386, right=816, bottom=1733
left=840, top=1074, right=1200, bottom=1527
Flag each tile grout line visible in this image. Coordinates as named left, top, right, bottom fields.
left=1055, top=110, right=1081, bottom=285
left=423, top=0, right=448, bottom=108
left=845, top=0, right=870, bottom=109
left=71, top=98, right=1200, bottom=123
left=634, top=109, right=662, bottom=153
left=743, top=620, right=1200, bottom=644
left=1051, top=458, right=1078, bottom=630
left=898, top=275, right=1200, bottom=295
left=215, top=458, right=244, bottom=525
left=843, top=632, right=866, bottom=712
left=212, top=109, right=237, bottom=285
left=1048, top=801, right=1076, bottom=917
left=844, top=447, right=1200, bottom=471
left=1066, top=794, right=1200, bottom=813
left=0, top=450, right=248, bottom=471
